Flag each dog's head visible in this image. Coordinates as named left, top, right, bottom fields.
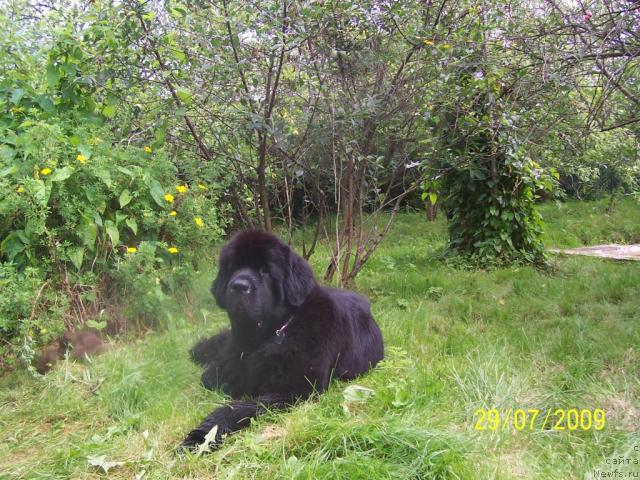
left=211, top=231, right=317, bottom=349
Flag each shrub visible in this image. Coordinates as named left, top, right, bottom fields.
left=0, top=117, right=227, bottom=368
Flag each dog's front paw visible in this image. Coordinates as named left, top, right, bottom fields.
left=200, top=366, right=222, bottom=391
left=177, top=430, right=207, bottom=454
left=177, top=423, right=226, bottom=455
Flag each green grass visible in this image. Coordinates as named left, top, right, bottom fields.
left=1, top=199, right=639, bottom=479
left=541, top=196, right=640, bottom=248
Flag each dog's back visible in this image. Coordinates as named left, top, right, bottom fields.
left=326, top=288, right=384, bottom=380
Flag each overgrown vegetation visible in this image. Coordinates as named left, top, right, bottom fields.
left=1, top=200, right=639, bottom=478
left=1, top=0, right=638, bottom=474
left=0, top=103, right=227, bottom=367
left=0, top=0, right=638, bottom=372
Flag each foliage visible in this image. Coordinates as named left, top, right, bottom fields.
left=440, top=152, right=555, bottom=264
left=0, top=6, right=227, bottom=367
left=553, top=130, right=639, bottom=200
left=413, top=2, right=563, bottom=264
left=0, top=0, right=639, bottom=363
left=0, top=120, right=225, bottom=364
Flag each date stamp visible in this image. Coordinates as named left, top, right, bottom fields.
left=473, top=408, right=606, bottom=431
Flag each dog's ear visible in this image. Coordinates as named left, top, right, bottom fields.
left=282, top=249, right=317, bottom=307
left=211, top=249, right=230, bottom=309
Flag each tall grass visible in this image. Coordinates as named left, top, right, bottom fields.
left=1, top=198, right=639, bottom=479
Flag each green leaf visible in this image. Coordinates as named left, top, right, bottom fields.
left=0, top=164, right=17, bottom=177
left=119, top=189, right=132, bottom=208
left=46, top=65, right=60, bottom=88
left=396, top=298, right=409, bottom=309
left=79, top=218, right=98, bottom=251
left=78, top=145, right=93, bottom=159
left=115, top=211, right=127, bottom=226
left=176, top=88, right=191, bottom=104
left=392, top=388, right=411, bottom=407
left=32, top=180, right=50, bottom=206
left=147, top=179, right=165, bottom=207
left=50, top=166, right=73, bottom=182
left=0, top=232, right=26, bottom=262
left=37, top=96, right=55, bottom=114
left=104, top=220, right=119, bottom=247
left=155, top=127, right=166, bottom=144
left=61, top=62, right=75, bottom=76
left=429, top=192, right=438, bottom=204
left=25, top=217, right=45, bottom=237
left=68, top=247, right=85, bottom=271
left=10, top=89, right=25, bottom=105
left=125, top=218, right=138, bottom=235
left=116, top=166, right=134, bottom=177
left=95, top=168, right=112, bottom=187
left=102, top=104, right=117, bottom=119
left=86, top=319, right=107, bottom=330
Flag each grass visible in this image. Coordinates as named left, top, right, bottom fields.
left=540, top=196, right=640, bottom=248
left=1, top=198, right=639, bottom=479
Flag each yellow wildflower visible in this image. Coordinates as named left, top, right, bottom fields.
left=423, top=39, right=434, bottom=46
left=176, top=185, right=188, bottom=193
left=76, top=154, right=86, bottom=164
left=126, top=247, right=137, bottom=254
left=164, top=193, right=174, bottom=203
left=40, top=168, right=52, bottom=176
left=194, top=217, right=204, bottom=228
left=167, top=246, right=179, bottom=254
left=16, top=186, right=24, bottom=193
left=197, top=183, right=207, bottom=190
left=169, top=210, right=177, bottom=217
left=442, top=43, right=452, bottom=49
left=144, top=146, right=152, bottom=153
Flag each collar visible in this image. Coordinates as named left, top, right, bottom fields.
left=240, top=314, right=296, bottom=360
left=274, top=314, right=295, bottom=345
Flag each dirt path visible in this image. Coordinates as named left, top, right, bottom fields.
left=549, top=244, right=640, bottom=261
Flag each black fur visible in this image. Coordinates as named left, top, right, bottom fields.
left=179, top=230, right=384, bottom=451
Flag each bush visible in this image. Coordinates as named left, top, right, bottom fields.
left=556, top=130, right=639, bottom=200
left=0, top=117, right=227, bottom=368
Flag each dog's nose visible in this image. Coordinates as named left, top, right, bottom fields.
left=229, top=278, right=252, bottom=294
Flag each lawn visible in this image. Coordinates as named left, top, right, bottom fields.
left=1, top=198, right=639, bottom=479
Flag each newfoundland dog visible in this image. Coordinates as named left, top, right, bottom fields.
left=179, top=230, right=384, bottom=451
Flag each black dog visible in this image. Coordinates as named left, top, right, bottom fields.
left=180, top=230, right=384, bottom=451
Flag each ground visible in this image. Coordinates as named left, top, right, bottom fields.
left=0, top=198, right=639, bottom=479
left=551, top=244, right=640, bottom=261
